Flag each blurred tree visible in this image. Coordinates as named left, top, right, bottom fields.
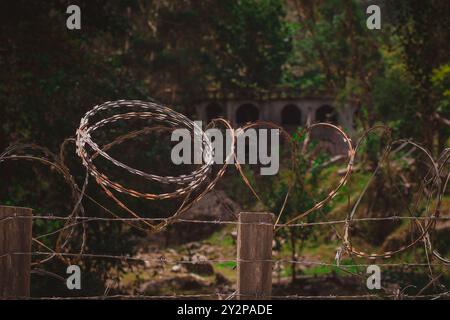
left=384, top=0, right=450, bottom=152
left=285, top=0, right=382, bottom=129
left=0, top=0, right=295, bottom=295
left=211, top=0, right=293, bottom=88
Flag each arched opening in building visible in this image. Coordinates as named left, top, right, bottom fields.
left=281, top=104, right=302, bottom=126
left=316, top=105, right=338, bottom=124
left=236, top=104, right=259, bottom=124
left=205, top=103, right=224, bottom=122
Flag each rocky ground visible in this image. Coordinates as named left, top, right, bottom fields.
left=113, top=190, right=449, bottom=298
left=117, top=190, right=239, bottom=296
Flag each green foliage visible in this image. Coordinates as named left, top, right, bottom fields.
left=372, top=65, right=416, bottom=137
left=284, top=0, right=381, bottom=93
left=432, top=64, right=450, bottom=116
left=1, top=0, right=449, bottom=293
left=213, top=0, right=293, bottom=88
left=385, top=0, right=450, bottom=148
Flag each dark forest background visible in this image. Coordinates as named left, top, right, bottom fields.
left=0, top=0, right=449, bottom=297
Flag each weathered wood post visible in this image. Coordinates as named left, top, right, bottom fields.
left=237, top=212, right=274, bottom=300
left=0, top=206, right=33, bottom=299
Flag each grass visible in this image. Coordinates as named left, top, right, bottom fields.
left=215, top=261, right=237, bottom=269
left=214, top=261, right=237, bottom=281
left=207, top=226, right=236, bottom=248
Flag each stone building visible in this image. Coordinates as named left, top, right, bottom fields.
left=194, top=89, right=356, bottom=154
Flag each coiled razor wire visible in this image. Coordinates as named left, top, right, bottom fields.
left=1, top=99, right=449, bottom=264
left=343, top=137, right=442, bottom=259
left=76, top=100, right=214, bottom=199
left=430, top=147, right=450, bottom=264
left=0, top=143, right=87, bottom=265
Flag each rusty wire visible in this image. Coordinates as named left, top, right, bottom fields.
left=1, top=100, right=450, bottom=299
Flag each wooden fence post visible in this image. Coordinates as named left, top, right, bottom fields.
left=0, top=206, right=33, bottom=299
left=237, top=212, right=274, bottom=300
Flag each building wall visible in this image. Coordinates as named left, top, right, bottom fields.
left=195, top=98, right=356, bottom=155
left=195, top=98, right=355, bottom=134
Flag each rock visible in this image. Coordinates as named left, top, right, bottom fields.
left=167, top=249, right=177, bottom=255
left=185, top=242, right=201, bottom=251
left=183, top=190, right=241, bottom=221
left=140, top=274, right=212, bottom=295
left=172, top=274, right=211, bottom=290
left=186, top=253, right=214, bottom=275
left=191, top=253, right=208, bottom=263
left=171, top=264, right=185, bottom=273
left=215, top=272, right=231, bottom=286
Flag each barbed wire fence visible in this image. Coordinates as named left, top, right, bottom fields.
left=0, top=100, right=449, bottom=300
